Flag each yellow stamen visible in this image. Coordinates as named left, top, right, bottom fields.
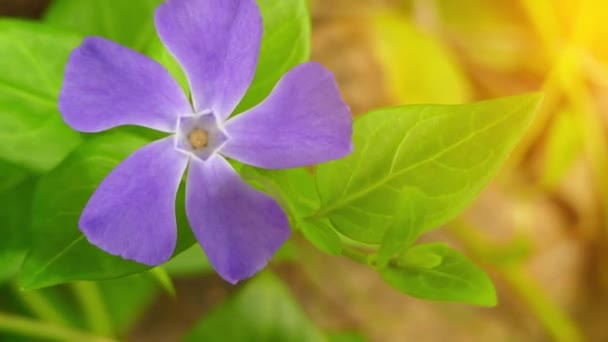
left=189, top=129, right=209, bottom=149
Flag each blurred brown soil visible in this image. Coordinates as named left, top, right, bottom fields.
left=0, top=0, right=49, bottom=17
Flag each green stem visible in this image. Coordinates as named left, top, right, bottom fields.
left=0, top=312, right=115, bottom=342
left=502, top=267, right=584, bottom=342
left=12, top=283, right=69, bottom=327
left=70, top=282, right=113, bottom=337
left=341, top=245, right=370, bottom=265
left=448, top=219, right=584, bottom=342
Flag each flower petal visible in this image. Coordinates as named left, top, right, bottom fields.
left=221, top=62, right=353, bottom=169
left=186, top=156, right=290, bottom=284
left=59, top=37, right=191, bottom=133
left=154, top=0, right=262, bottom=119
left=80, top=137, right=188, bottom=265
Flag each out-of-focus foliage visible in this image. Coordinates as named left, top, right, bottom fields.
left=0, top=20, right=81, bottom=173
left=436, top=0, right=545, bottom=72
left=44, top=0, right=163, bottom=51
left=0, top=181, right=34, bottom=282
left=184, top=272, right=325, bottom=342
left=370, top=11, right=471, bottom=104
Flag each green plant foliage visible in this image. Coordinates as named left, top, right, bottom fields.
left=0, top=162, right=28, bottom=194
left=0, top=181, right=34, bottom=283
left=240, top=167, right=319, bottom=222
left=314, top=95, right=541, bottom=258
left=98, top=274, right=159, bottom=334
left=0, top=0, right=548, bottom=312
left=380, top=243, right=497, bottom=306
left=162, top=245, right=212, bottom=277
left=44, top=0, right=163, bottom=51
left=240, top=167, right=343, bottom=255
left=235, top=0, right=311, bottom=112
left=183, top=272, right=325, bottom=342
left=0, top=20, right=81, bottom=173
left=299, top=219, right=342, bottom=256
left=19, top=132, right=195, bottom=289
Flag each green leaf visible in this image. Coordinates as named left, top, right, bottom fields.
left=162, top=245, right=212, bottom=277
left=0, top=181, right=35, bottom=283
left=239, top=167, right=343, bottom=255
left=145, top=36, right=189, bottom=93
left=314, top=94, right=541, bottom=250
left=184, top=272, right=325, bottom=342
left=380, top=243, right=497, bottom=306
left=235, top=0, right=311, bottom=112
left=241, top=167, right=319, bottom=222
left=44, top=0, right=163, bottom=51
left=98, top=274, right=159, bottom=333
left=0, top=20, right=81, bottom=172
left=0, top=161, right=28, bottom=194
left=149, top=267, right=176, bottom=296
left=19, top=132, right=195, bottom=289
left=300, top=220, right=342, bottom=256
left=370, top=11, right=471, bottom=104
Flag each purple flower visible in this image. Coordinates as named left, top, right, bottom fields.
left=58, top=0, right=352, bottom=284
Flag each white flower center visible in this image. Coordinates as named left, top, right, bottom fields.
left=175, top=111, right=228, bottom=161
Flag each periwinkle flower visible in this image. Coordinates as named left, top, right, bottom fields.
left=58, top=0, right=352, bottom=283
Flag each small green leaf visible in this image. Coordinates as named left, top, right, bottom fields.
left=150, top=267, right=176, bottom=296
left=184, top=272, right=325, bottom=342
left=375, top=196, right=417, bottom=266
left=315, top=94, right=541, bottom=250
left=44, top=0, right=163, bottom=51
left=397, top=245, right=444, bottom=269
left=300, top=220, right=342, bottom=256
left=0, top=20, right=81, bottom=172
left=19, top=132, right=195, bottom=289
left=380, top=243, right=497, bottom=306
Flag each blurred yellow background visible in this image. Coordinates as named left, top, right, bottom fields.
left=304, top=1, right=608, bottom=341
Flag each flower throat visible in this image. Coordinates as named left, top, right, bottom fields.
left=189, top=128, right=208, bottom=149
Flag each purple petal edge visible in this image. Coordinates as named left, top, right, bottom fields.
left=80, top=137, right=188, bottom=265
left=59, top=37, right=191, bottom=133
left=154, top=0, right=262, bottom=119
left=222, top=62, right=353, bottom=169
left=185, top=156, right=290, bottom=284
